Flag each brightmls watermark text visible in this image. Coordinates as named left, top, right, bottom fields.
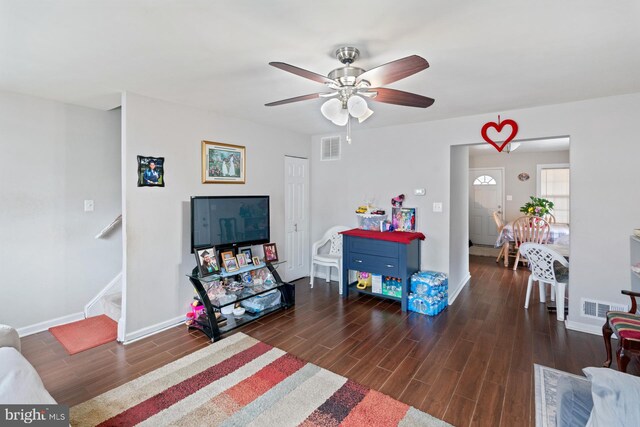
left=1, top=405, right=68, bottom=426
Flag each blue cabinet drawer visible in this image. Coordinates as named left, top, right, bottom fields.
left=349, top=237, right=399, bottom=258
left=348, top=253, right=399, bottom=277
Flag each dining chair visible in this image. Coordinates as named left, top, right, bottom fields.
left=310, top=225, right=349, bottom=294
left=513, top=216, right=551, bottom=270
left=543, top=213, right=556, bottom=223
left=602, top=290, right=640, bottom=372
left=518, top=242, right=569, bottom=321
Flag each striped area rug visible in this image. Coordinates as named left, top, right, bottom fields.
left=71, top=332, right=450, bottom=426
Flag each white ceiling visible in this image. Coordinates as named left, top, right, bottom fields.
left=2, top=1, right=640, bottom=135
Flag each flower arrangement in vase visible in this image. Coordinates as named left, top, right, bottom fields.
left=520, top=196, right=554, bottom=217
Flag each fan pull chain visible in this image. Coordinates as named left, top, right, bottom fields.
left=346, top=115, right=352, bottom=144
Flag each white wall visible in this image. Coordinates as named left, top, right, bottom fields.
left=0, top=91, right=122, bottom=331
left=122, top=93, right=309, bottom=340
left=449, top=145, right=470, bottom=299
left=470, top=149, right=570, bottom=221
left=311, top=92, right=640, bottom=334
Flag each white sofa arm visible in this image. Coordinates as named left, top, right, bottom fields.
left=0, top=324, right=21, bottom=353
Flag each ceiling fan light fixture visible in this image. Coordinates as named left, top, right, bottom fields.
left=321, top=98, right=342, bottom=121
left=346, top=95, right=368, bottom=118
left=505, top=142, right=521, bottom=153
left=331, top=108, right=349, bottom=126
left=358, top=107, right=374, bottom=123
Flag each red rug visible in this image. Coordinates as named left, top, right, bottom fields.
left=49, top=315, right=117, bottom=355
left=70, top=332, right=449, bottom=426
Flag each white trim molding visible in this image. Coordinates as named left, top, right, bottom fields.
left=123, top=315, right=186, bottom=344
left=449, top=272, right=471, bottom=305
left=565, top=320, right=605, bottom=337
left=16, top=312, right=85, bottom=337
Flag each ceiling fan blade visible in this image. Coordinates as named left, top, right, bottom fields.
left=265, top=93, right=325, bottom=107
left=357, top=55, right=429, bottom=87
left=269, top=62, right=335, bottom=85
left=364, top=88, right=435, bottom=108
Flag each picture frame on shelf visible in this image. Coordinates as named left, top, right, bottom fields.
left=137, top=155, right=165, bottom=187
left=220, top=249, right=235, bottom=266
left=252, top=256, right=261, bottom=266
left=240, top=247, right=253, bottom=264
left=194, top=247, right=219, bottom=277
left=263, top=243, right=279, bottom=262
left=223, top=257, right=239, bottom=273
left=236, top=253, right=248, bottom=268
left=201, top=140, right=246, bottom=184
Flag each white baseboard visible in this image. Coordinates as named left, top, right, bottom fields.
left=448, top=272, right=471, bottom=305
left=123, top=315, right=185, bottom=344
left=565, top=320, right=605, bottom=337
left=16, top=312, right=85, bottom=337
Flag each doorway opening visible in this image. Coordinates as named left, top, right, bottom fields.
left=449, top=136, right=571, bottom=296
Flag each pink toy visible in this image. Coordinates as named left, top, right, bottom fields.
left=391, top=194, right=405, bottom=208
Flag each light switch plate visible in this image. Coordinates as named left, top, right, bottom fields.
left=84, top=200, right=94, bottom=212
left=414, top=188, right=426, bottom=196
left=506, top=195, right=513, bottom=201
left=433, top=202, right=443, bottom=213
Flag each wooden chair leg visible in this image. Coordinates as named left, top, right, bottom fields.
left=496, top=246, right=504, bottom=263
left=617, top=344, right=630, bottom=373
left=512, top=252, right=520, bottom=271
left=602, top=321, right=613, bottom=368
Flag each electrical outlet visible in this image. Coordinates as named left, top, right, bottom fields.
left=414, top=188, right=426, bottom=196
left=433, top=202, right=443, bottom=213
left=84, top=200, right=94, bottom=212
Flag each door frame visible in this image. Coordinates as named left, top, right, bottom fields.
left=284, top=155, right=310, bottom=282
left=469, top=167, right=506, bottom=223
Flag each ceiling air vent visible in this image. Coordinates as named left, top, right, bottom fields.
left=320, top=136, right=341, bottom=161
left=581, top=298, right=628, bottom=319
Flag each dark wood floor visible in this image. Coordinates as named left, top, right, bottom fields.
left=22, top=256, right=622, bottom=426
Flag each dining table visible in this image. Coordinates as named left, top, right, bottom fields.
left=496, top=221, right=570, bottom=267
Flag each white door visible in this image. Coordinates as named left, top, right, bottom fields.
left=469, top=168, right=504, bottom=246
left=284, top=156, right=310, bottom=282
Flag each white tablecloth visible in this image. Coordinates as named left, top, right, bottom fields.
left=496, top=222, right=570, bottom=247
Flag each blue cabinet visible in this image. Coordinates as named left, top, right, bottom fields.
left=341, top=233, right=421, bottom=311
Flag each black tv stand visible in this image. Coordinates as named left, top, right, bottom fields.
left=186, top=261, right=294, bottom=342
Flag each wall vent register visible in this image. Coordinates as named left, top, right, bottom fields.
left=320, top=136, right=341, bottom=161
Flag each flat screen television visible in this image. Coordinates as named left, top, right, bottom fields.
left=191, top=195, right=270, bottom=251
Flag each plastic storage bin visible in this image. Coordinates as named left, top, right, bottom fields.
left=356, top=214, right=387, bottom=231
left=240, top=290, right=282, bottom=313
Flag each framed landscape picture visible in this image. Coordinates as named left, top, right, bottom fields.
left=202, top=140, right=245, bottom=184
left=137, top=156, right=165, bottom=187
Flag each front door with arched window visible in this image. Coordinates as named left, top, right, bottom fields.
left=469, top=168, right=504, bottom=246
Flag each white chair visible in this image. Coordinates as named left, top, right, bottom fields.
left=519, top=243, right=570, bottom=321
left=310, top=226, right=349, bottom=294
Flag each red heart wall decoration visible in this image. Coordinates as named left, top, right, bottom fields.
left=481, top=116, right=519, bottom=152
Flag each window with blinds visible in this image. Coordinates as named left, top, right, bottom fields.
left=538, top=164, right=570, bottom=223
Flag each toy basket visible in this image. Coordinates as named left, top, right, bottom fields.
left=356, top=213, right=387, bottom=231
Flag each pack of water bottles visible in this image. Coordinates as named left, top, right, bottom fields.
left=408, top=271, right=448, bottom=316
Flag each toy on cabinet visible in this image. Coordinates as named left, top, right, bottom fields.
left=391, top=194, right=405, bottom=208
left=356, top=271, right=372, bottom=290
